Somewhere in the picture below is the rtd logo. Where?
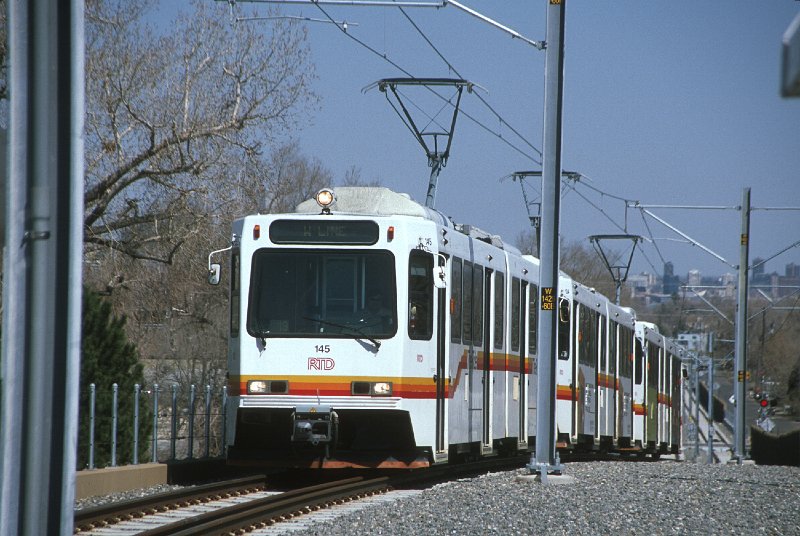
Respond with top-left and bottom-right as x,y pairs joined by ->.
308,357 -> 335,371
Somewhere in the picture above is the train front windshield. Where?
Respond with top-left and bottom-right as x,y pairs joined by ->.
247,249 -> 397,338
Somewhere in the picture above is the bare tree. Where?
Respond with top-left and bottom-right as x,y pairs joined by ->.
260,142 -> 332,214
340,165 -> 382,187
84,0 -> 316,264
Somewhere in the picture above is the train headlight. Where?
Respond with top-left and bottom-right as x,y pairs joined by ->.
315,188 -> 335,213
247,380 -> 269,394
371,382 -> 393,396
351,381 -> 393,396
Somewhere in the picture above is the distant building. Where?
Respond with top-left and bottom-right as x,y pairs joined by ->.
677,332 -> 707,354
662,262 -> 680,295
687,269 -> 701,287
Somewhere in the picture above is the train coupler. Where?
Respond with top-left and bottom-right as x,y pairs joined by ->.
291,406 -> 338,446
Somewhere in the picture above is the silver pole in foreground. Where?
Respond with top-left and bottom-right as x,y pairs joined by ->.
733,188 -> 751,462
530,0 -> 566,481
0,1 -> 84,534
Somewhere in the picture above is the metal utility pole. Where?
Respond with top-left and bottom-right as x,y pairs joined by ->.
733,188 -> 751,462
0,2 -> 84,535
531,0 -> 566,479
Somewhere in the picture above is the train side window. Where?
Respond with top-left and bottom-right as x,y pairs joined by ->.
463,261 -> 473,343
473,264 -> 484,346
557,298 -> 570,360
599,315 -> 607,371
230,249 -> 240,337
578,307 -> 594,366
511,277 -> 521,352
619,326 -> 632,378
648,342 -> 658,387
451,257 -> 463,343
634,338 -> 644,385
609,322 -> 618,376
528,285 -> 538,355
493,272 -> 505,350
408,250 -> 434,340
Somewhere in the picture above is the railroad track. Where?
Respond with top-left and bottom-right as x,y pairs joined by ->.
74,456 -> 529,535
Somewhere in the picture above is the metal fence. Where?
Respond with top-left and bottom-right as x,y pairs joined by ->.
82,382 -> 228,469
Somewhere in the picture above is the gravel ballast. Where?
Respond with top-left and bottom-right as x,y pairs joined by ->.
291,461 -> 800,536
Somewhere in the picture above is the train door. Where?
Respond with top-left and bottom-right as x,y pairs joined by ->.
516,279 -> 527,447
491,271 -> 506,450
556,295 -> 573,441
601,319 -> 616,442
617,325 -> 634,444
465,261 -> 484,444
435,254 -> 447,457
645,340 -> 659,449
632,335 -> 645,447
526,283 -> 538,446
481,267 -> 492,452
670,356 -> 681,452
577,306 -> 597,443
597,315 -> 608,441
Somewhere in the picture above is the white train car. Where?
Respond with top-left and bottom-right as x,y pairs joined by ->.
633,321 -> 682,457
555,277 -> 637,451
211,187 -> 545,468
209,186 -> 678,468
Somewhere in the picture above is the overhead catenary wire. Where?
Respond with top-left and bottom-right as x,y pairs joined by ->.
308,1 -> 542,163
394,3 -> 543,160
233,1 -> 796,280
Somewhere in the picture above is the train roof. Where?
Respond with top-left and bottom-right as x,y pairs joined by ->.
295,187 -> 449,224
295,186 -> 518,253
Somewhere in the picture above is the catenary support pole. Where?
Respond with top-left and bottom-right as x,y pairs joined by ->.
733,188 -> 751,462
0,1 -> 84,534
531,0 -> 566,478
707,358 -> 714,464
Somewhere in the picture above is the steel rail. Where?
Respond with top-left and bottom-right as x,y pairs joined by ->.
137,476 -> 390,536
73,474 -> 267,532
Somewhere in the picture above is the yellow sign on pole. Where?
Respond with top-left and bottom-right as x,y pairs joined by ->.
541,287 -> 554,311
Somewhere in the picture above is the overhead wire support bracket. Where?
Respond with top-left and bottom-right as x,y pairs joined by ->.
223,0 -> 546,49
443,0 -> 545,50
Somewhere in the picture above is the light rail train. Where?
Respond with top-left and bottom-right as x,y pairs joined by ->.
208,186 -> 685,468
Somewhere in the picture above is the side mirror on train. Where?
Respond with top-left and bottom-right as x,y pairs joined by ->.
433,265 -> 447,289
208,263 -> 221,285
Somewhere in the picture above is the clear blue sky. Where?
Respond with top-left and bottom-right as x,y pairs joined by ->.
215,0 -> 800,280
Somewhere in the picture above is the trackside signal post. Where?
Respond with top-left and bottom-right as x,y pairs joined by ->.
529,0 -> 567,482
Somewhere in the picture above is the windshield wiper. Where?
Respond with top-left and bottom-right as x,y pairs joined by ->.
302,316 -> 381,350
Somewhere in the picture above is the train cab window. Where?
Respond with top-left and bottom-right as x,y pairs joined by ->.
528,285 -> 538,355
408,250 -> 434,340
511,277 -> 521,352
451,257 -> 463,343
493,272 -> 505,350
557,298 -> 570,360
246,249 -> 396,339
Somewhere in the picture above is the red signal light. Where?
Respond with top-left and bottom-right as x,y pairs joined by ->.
759,398 -> 769,408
